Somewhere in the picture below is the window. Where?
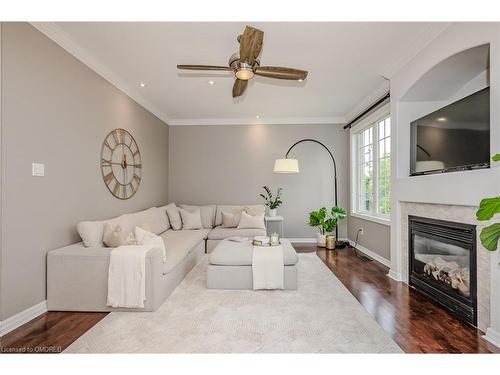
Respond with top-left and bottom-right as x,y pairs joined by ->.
351,105 -> 391,224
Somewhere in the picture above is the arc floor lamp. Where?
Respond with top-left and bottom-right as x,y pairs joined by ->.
274,138 -> 349,248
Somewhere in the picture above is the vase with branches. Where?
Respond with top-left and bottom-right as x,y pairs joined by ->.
309,206 -> 347,247
260,186 -> 283,217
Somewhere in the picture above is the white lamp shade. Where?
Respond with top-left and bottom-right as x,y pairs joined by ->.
274,158 -> 299,173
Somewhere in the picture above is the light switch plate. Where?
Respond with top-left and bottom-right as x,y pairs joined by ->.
32,162 -> 45,177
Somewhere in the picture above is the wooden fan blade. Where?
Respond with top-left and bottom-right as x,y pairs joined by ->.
254,66 -> 308,80
177,64 -> 233,71
239,26 -> 264,65
232,79 -> 248,98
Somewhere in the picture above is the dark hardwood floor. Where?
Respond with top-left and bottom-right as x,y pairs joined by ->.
0,311 -> 107,354
1,244 -> 498,354
294,244 -> 499,354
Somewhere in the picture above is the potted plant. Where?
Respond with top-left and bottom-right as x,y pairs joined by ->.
476,154 -> 500,256
260,186 -> 283,217
309,206 -> 347,247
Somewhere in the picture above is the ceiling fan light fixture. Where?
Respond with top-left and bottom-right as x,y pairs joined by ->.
235,66 -> 254,80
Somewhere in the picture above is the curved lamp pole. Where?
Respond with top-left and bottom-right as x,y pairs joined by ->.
274,138 -> 346,248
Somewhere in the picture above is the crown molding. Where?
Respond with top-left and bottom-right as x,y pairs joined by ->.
169,116 -> 346,126
344,80 -> 390,124
30,22 -> 170,125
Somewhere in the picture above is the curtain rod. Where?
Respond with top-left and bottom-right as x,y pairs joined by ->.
343,92 -> 390,129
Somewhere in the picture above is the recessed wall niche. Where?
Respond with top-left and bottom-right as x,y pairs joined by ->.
397,44 -> 490,178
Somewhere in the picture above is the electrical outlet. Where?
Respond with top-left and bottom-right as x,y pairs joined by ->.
358,227 -> 364,236
32,162 -> 45,177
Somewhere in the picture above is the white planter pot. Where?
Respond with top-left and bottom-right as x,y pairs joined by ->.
316,233 -> 326,247
268,209 -> 277,217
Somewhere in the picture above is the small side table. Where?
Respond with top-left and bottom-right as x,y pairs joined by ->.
264,215 -> 284,238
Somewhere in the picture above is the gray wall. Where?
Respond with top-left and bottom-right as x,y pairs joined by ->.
0,23 -> 169,320
347,216 -> 391,260
169,123 -> 349,238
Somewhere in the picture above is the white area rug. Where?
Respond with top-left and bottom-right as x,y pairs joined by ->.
65,253 -> 402,353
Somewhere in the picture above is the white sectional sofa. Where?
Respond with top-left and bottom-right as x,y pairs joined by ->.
47,203 -> 266,312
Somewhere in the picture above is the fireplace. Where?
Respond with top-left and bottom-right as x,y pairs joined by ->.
409,215 -> 477,326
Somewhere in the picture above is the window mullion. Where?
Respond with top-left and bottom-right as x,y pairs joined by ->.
373,124 -> 379,216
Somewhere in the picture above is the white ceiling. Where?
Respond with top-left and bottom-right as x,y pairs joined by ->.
34,22 -> 450,125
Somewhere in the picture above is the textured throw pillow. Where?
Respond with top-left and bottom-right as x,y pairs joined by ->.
179,208 -> 203,230
135,226 -> 167,262
102,223 -> 136,248
165,203 -> 182,230
221,211 -> 240,228
77,220 -> 107,247
237,212 -> 266,230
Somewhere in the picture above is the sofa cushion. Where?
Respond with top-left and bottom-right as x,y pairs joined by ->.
209,239 -> 298,266
165,203 -> 182,230
159,229 -> 210,273
207,226 -> 266,240
157,205 -> 171,230
221,211 -> 240,228
180,204 -> 216,229
237,212 -> 266,230
131,207 -> 169,235
77,207 -> 167,247
215,205 -> 265,226
179,208 -> 203,230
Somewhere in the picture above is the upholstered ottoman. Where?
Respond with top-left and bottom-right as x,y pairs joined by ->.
207,238 -> 299,290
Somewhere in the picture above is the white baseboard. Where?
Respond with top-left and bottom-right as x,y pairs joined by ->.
483,327 -> 500,348
346,239 -> 391,268
287,238 -> 391,269
286,238 -> 316,243
0,300 -> 47,337
287,237 -> 351,244
387,269 -> 404,282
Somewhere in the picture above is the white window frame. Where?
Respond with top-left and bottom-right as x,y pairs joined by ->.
350,103 -> 391,226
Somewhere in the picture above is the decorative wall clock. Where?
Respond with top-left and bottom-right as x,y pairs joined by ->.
100,128 -> 141,200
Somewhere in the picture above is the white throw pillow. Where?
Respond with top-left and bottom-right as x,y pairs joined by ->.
221,211 -> 240,228
244,205 -> 266,216
237,212 -> 266,230
157,205 -> 172,230
77,220 -> 107,247
179,208 -> 203,230
165,203 -> 182,230
135,226 -> 167,262
102,223 -> 136,248
180,204 -> 216,229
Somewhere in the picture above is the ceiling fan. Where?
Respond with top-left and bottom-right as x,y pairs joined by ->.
177,26 -> 308,98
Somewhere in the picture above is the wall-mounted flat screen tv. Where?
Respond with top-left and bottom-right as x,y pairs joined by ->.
410,87 -> 490,176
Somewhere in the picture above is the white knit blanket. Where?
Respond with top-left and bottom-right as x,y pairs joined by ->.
252,244 -> 284,290
107,245 -> 153,309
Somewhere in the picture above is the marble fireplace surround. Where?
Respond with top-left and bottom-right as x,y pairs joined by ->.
397,201 -> 491,332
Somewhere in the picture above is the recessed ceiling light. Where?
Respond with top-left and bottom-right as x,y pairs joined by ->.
255,115 -> 260,119
436,117 -> 447,122
139,82 -> 146,87
298,79 -> 303,82
208,80 -> 215,85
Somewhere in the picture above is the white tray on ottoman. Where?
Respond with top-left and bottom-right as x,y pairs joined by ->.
207,238 -> 299,290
